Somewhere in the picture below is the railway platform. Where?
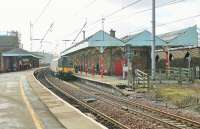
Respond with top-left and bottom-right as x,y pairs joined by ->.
73,72 -> 129,96
74,72 -> 128,87
0,69 -> 107,129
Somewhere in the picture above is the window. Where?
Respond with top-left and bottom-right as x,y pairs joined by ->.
133,50 -> 137,56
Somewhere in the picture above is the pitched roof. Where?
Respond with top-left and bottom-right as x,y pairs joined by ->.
2,48 -> 42,58
159,25 -> 198,46
62,30 -> 124,55
122,30 -> 166,47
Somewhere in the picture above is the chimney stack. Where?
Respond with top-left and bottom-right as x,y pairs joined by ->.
110,29 -> 115,38
83,30 -> 86,40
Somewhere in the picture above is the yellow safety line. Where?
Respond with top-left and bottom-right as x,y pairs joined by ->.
20,79 -> 44,129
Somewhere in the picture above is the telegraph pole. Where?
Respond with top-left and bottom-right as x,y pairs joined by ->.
127,44 -> 133,88
40,23 -> 54,49
62,40 -> 73,49
71,21 -> 87,45
30,21 -> 33,51
151,0 -> 156,79
102,17 -> 105,41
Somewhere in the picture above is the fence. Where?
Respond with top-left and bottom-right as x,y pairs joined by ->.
155,66 -> 199,84
134,66 -> 200,87
134,69 -> 150,88
193,66 -> 200,79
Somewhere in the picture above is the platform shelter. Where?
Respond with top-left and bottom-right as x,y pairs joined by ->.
0,48 -> 42,72
61,30 -> 124,76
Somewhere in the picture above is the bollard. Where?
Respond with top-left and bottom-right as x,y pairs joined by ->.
196,66 -> 200,79
191,67 -> 195,83
159,69 -> 162,84
178,67 -> 182,85
85,64 -> 88,77
92,63 -> 94,77
80,64 -> 82,75
147,75 -> 150,90
100,64 -> 104,78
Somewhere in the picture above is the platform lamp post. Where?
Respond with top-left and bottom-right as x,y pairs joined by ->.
99,47 -> 105,78
125,44 -> 133,88
30,21 -> 33,51
151,0 -> 156,80
163,42 -> 170,76
188,54 -> 192,80
185,51 -> 192,80
95,40 -> 105,78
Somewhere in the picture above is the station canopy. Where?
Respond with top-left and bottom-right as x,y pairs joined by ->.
1,48 -> 42,59
61,30 -> 124,56
122,30 -> 166,47
159,25 -> 198,47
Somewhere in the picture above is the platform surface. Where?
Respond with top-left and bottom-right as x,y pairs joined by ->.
74,72 -> 128,86
0,69 -> 106,129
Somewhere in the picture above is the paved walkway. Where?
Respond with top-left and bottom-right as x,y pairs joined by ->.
0,71 -> 65,129
74,72 -> 128,86
0,70 -> 106,129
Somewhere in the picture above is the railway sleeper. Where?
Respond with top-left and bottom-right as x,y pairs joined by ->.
38,69 -> 200,129
40,71 -> 130,129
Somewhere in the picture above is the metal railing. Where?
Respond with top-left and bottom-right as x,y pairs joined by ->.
155,67 -> 196,84
134,69 -> 150,88
134,66 -> 199,86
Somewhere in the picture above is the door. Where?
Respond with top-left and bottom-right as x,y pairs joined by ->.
114,59 -> 123,76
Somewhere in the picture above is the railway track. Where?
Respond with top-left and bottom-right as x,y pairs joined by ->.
34,69 -> 130,129
36,68 -> 200,129
72,81 -> 200,129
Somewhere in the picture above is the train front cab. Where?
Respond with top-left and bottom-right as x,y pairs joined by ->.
58,56 -> 75,80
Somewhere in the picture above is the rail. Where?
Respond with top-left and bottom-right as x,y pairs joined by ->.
36,68 -> 200,129
73,77 -> 200,129
36,69 -> 130,129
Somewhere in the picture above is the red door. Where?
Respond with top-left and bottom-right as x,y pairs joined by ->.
114,59 -> 123,76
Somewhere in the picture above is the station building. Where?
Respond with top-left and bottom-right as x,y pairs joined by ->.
121,30 -> 166,72
61,29 -> 166,77
61,30 -> 125,76
0,31 -> 41,72
61,25 -> 200,78
1,48 -> 41,72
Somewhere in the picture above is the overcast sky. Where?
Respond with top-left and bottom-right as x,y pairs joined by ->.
0,0 -> 200,55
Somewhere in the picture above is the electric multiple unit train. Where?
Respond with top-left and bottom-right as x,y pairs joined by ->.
50,56 -> 74,80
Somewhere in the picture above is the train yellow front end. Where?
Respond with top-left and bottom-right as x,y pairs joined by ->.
57,56 -> 75,80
